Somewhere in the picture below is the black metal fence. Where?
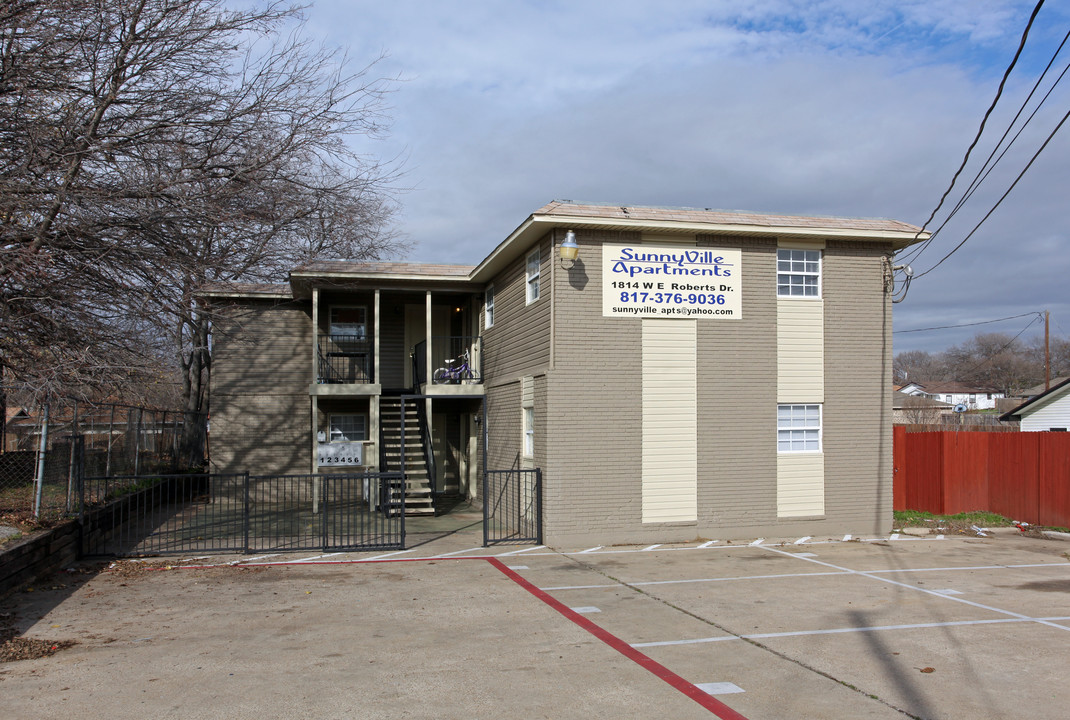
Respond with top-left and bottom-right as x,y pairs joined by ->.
81,472 -> 405,556
483,469 -> 542,545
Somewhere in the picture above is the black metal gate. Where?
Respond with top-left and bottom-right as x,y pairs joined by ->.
483,468 -> 542,545
80,472 -> 405,556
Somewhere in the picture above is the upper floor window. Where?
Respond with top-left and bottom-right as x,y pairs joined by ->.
485,285 -> 495,328
526,248 -> 541,304
777,249 -> 821,298
330,306 -> 367,338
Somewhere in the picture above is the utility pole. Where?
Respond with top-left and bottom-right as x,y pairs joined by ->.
1045,310 -> 1051,391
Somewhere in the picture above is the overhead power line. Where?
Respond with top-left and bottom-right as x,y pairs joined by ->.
900,25 -> 1070,268
905,0 -> 1046,254
946,313 -> 1045,381
913,105 -> 1070,278
894,311 -> 1043,334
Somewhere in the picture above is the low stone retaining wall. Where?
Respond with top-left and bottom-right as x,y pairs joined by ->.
0,519 -> 81,598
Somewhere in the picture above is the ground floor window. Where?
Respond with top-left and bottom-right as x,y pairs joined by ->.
329,413 -> 367,442
523,406 -> 535,457
777,404 -> 821,452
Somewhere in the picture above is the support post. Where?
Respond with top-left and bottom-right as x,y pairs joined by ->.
33,403 -> 49,518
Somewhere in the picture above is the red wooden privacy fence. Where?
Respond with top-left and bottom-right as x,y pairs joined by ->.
893,427 -> 1070,528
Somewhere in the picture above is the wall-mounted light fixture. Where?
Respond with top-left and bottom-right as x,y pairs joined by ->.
559,229 -> 579,267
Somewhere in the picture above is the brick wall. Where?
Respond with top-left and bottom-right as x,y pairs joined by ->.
823,240 -> 894,535
210,298 -> 313,475
545,229 -> 645,544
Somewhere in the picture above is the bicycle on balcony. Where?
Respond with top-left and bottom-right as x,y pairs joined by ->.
432,349 -> 475,384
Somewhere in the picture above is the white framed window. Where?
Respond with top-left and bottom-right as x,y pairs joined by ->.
777,249 -> 821,297
485,285 -> 495,328
526,248 -> 541,304
329,413 -> 366,442
945,395 -> 952,403
523,406 -> 535,457
777,404 -> 821,453
329,306 -> 367,338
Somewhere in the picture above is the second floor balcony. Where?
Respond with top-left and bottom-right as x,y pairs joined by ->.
413,336 -> 482,388
318,334 -> 373,385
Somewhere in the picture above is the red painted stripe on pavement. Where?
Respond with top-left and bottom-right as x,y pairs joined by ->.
486,557 -> 749,719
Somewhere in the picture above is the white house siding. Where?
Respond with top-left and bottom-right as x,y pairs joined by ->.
1020,392 -> 1070,431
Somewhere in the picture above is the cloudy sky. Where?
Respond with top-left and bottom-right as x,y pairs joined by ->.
300,0 -> 1070,354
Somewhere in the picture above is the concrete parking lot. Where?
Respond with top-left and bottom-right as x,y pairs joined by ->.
1,528 -> 1068,719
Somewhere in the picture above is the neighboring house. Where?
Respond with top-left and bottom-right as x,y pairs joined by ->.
892,391 -> 952,425
3,406 -> 31,452
899,381 -> 1004,410
203,200 -> 926,545
999,376 -> 1070,431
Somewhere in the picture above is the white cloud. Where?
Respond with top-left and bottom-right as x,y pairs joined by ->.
299,0 -> 1070,352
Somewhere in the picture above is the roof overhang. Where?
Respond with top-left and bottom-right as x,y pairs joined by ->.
470,205 -> 928,284
999,376 -> 1070,421
288,269 -> 480,299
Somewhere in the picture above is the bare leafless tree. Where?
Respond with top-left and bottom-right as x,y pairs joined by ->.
1,1 -> 403,457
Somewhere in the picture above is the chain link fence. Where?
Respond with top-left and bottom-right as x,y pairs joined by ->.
1,390 -> 206,520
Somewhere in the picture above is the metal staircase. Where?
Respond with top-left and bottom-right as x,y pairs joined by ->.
379,396 -> 435,516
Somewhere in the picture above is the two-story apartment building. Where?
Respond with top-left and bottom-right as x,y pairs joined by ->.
204,201 -> 925,545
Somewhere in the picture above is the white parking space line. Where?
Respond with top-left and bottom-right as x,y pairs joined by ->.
431,547 -> 485,558
570,606 -> 601,614
506,565 -> 529,570
698,540 -> 719,548
363,549 -> 416,561
842,534 -> 852,541
641,544 -> 663,552
229,554 -> 282,565
578,546 -> 603,554
763,545 -> 1070,633
541,582 -> 623,590
697,682 -> 745,695
541,561 -> 1070,592
497,545 -> 545,556
292,553 -> 345,563
630,571 -> 847,587
631,616 -> 1070,648
794,536 -> 812,545
749,538 -> 765,546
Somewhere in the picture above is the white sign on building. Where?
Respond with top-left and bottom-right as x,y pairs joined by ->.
602,243 -> 742,319
317,441 -> 363,466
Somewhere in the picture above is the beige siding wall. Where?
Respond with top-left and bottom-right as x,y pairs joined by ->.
486,380 -> 521,471
480,235 -> 552,382
776,300 -> 825,401
777,453 -> 825,517
210,299 -> 312,475
641,319 -> 697,523
823,241 -> 894,534
379,305 -> 407,389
